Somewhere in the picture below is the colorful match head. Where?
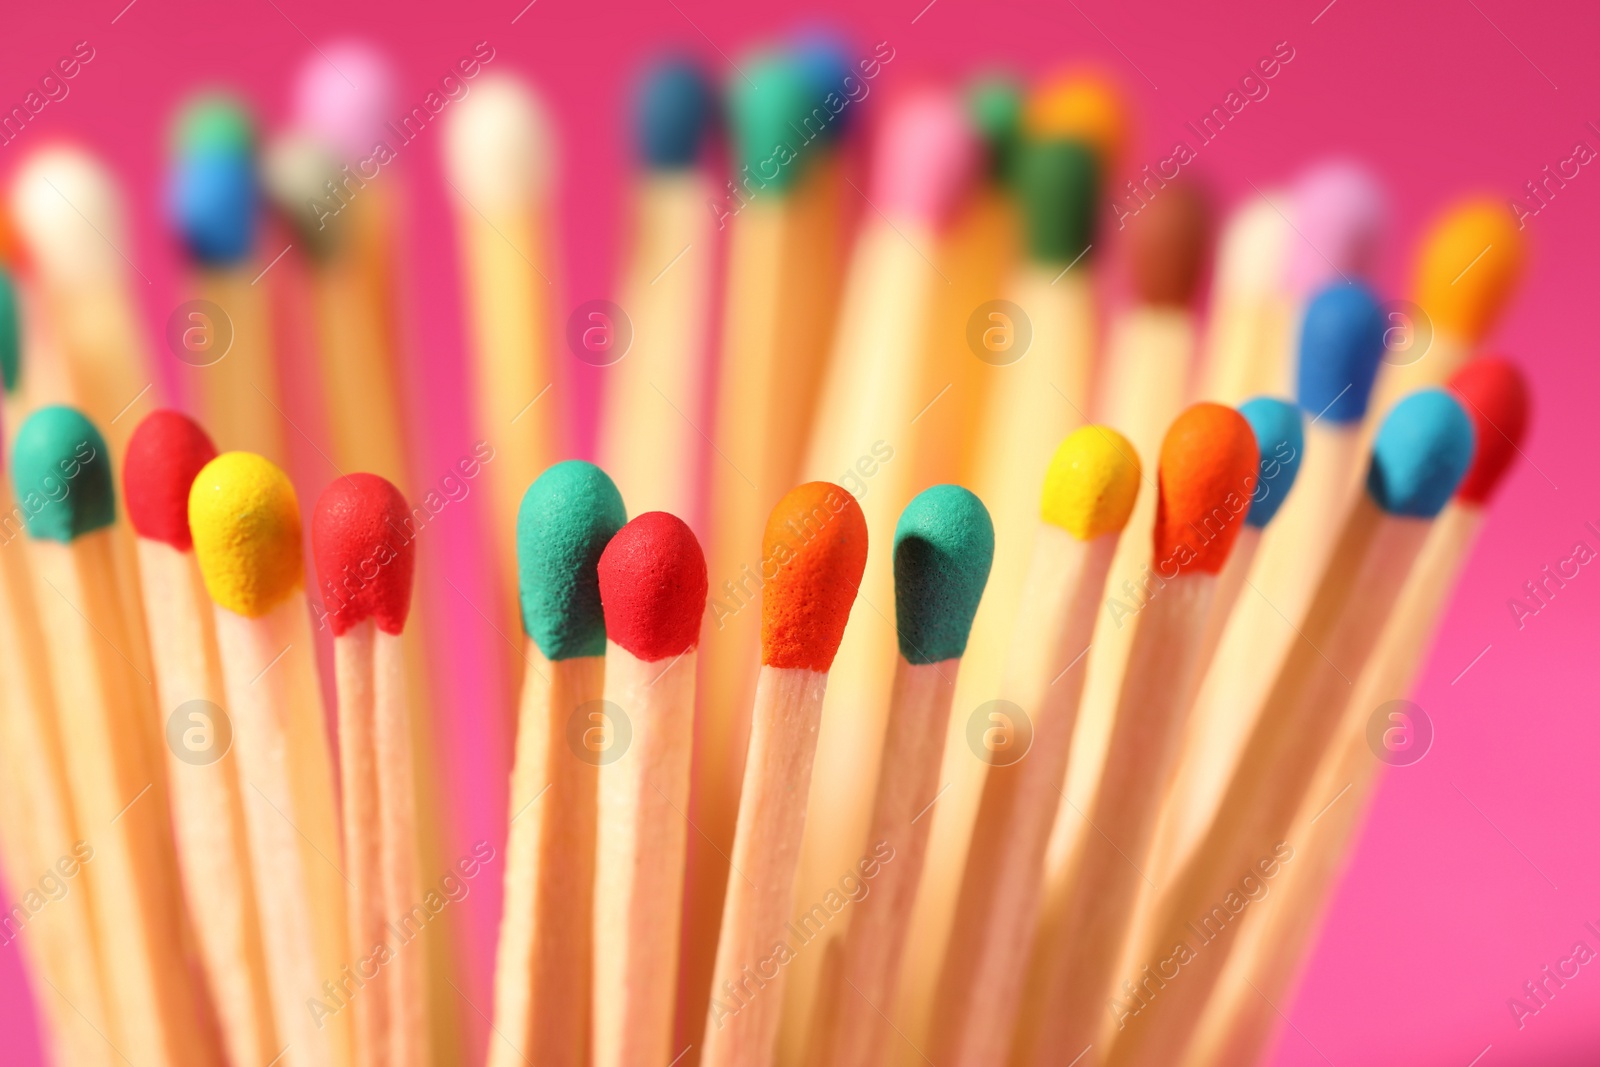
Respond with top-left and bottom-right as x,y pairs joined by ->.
168,94 -> 260,265
1237,397 -> 1304,529
262,132 -> 342,254
634,56 -> 716,170
1128,181 -> 1210,307
966,74 -> 1023,186
1025,71 -> 1129,169
293,40 -> 398,163
124,410 -> 218,551
1296,282 -> 1386,424
1214,193 -> 1292,299
10,406 -> 115,543
190,452 -> 304,617
312,474 -> 416,637
791,30 -> 856,144
1287,159 -> 1385,296
893,486 -> 994,665
1017,138 -> 1098,266
1448,357 -> 1530,506
443,74 -> 555,210
871,88 -> 979,229
11,145 -> 129,284
1413,198 -> 1525,344
1152,403 -> 1260,574
598,512 -> 708,662
1366,388 -> 1476,519
1040,425 -> 1141,540
517,460 -> 627,660
727,51 -> 812,196
761,482 -> 868,671
0,268 -> 17,394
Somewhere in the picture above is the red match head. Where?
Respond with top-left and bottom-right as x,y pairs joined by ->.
311,473 -> 415,636
1449,356 -> 1530,507
597,511 -> 708,662
123,409 -> 218,551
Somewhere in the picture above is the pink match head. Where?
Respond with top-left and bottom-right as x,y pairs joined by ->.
293,41 -> 397,162
871,88 -> 980,230
1287,159 -> 1386,296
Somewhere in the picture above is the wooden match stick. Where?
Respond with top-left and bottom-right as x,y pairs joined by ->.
1102,389 -> 1477,1067
593,511 -> 708,1067
191,451 -> 351,1067
1194,195 -> 1292,406
124,410 -> 278,1067
814,485 -> 995,1067
700,482 -> 867,1067
490,461 -> 626,1067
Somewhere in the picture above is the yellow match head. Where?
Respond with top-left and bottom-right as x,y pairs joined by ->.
189,451 -> 304,618
1040,425 -> 1141,540
1412,198 -> 1525,343
1025,71 -> 1128,168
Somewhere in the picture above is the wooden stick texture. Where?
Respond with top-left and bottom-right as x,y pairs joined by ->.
375,627 -> 426,1067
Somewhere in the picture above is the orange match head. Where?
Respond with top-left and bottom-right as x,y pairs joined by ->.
761,482 -> 868,672
1152,403 -> 1260,575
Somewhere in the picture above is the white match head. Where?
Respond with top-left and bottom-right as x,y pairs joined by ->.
293,41 -> 398,163
1213,191 -> 1292,300
9,144 -> 128,285
443,74 -> 555,210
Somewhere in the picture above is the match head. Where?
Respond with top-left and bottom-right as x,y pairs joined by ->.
168,95 -> 259,266
516,460 -> 627,661
1040,425 -> 1141,540
10,406 -> 115,543
293,40 -> 397,162
598,512 -> 708,662
1287,159 -> 1385,296
634,56 -> 716,170
871,89 -> 979,228
0,268 -> 17,393
1017,138 -> 1098,266
1296,282 -> 1386,424
761,482 -> 868,672
1128,182 -> 1210,306
312,474 -> 415,637
189,452 -> 304,618
123,410 -> 218,551
728,52 -> 812,196
893,485 -> 994,665
262,132 -> 341,254
966,74 -> 1023,186
1413,198 -> 1525,344
10,145 -> 127,284
1366,388 -> 1476,519
791,31 -> 855,144
1214,193 -> 1292,298
1237,397 -> 1304,528
1024,71 -> 1128,169
1448,357 -> 1530,506
443,74 -> 555,210
1152,403 -> 1260,574
173,95 -> 256,158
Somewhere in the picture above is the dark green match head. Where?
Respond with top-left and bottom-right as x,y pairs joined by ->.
893,485 -> 994,665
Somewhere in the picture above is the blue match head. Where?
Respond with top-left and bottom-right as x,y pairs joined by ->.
634,56 -> 716,170
1238,397 -> 1304,528
791,30 -> 855,144
168,151 -> 259,266
1296,282 -> 1386,424
1366,388 -> 1476,518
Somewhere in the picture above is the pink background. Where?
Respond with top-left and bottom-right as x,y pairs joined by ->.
3,0 -> 1598,1064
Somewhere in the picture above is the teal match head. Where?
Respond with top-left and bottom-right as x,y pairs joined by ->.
1366,388 -> 1476,519
1016,137 -> 1099,266
634,56 -> 716,169
173,94 -> 256,159
0,269 -> 18,394
516,460 -> 627,659
893,485 -> 994,665
10,405 -> 115,542
728,52 -> 812,196
1238,397 -> 1304,529
967,73 -> 1024,187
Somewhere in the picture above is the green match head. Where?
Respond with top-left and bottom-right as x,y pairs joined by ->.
1017,137 -> 1099,265
0,269 -> 18,394
967,74 -> 1024,187
516,460 -> 627,660
728,52 -> 812,196
893,485 -> 994,665
173,94 -> 256,159
10,406 -> 115,543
